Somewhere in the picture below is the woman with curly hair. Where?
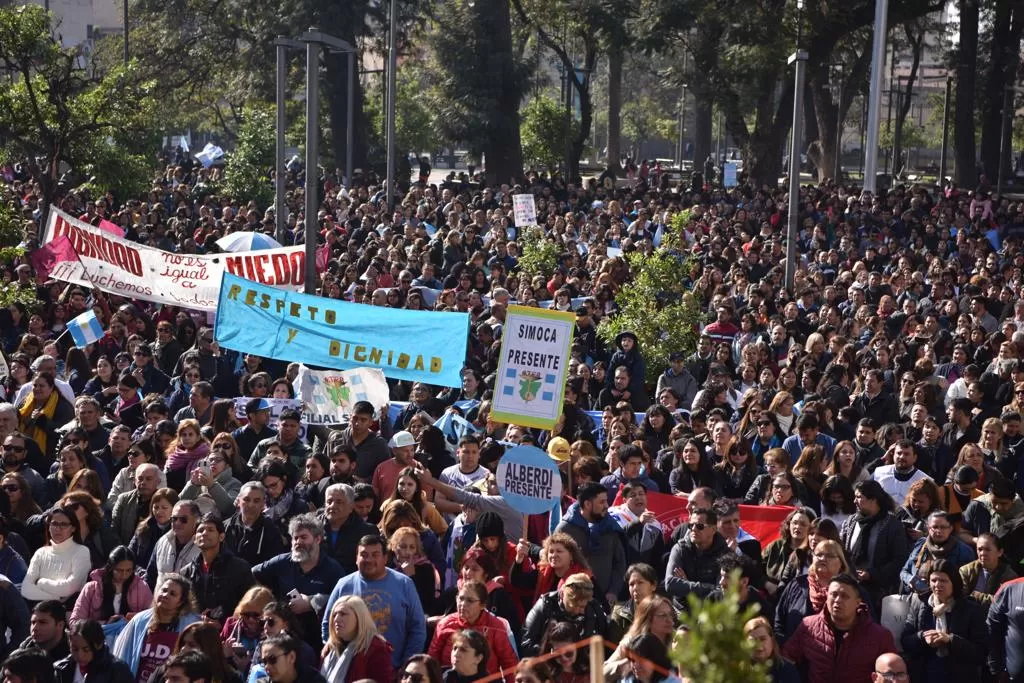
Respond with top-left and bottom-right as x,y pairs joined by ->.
510,531 -> 592,603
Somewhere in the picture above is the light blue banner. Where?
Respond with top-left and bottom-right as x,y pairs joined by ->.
214,273 -> 470,387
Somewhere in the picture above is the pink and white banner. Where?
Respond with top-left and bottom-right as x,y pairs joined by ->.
42,206 -> 306,310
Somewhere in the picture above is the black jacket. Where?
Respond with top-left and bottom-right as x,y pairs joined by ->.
902,593 -> 987,683
180,548 -> 255,621
316,510 -> 380,575
664,532 -> 730,604
54,649 -> 133,683
0,579 -> 28,661
521,592 -> 608,673
839,512 -> 909,606
223,512 -> 288,567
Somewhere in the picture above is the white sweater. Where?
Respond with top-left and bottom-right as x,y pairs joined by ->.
21,537 -> 91,602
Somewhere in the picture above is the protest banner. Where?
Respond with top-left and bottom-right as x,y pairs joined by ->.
512,194 -> 537,226
723,162 -> 738,188
491,305 -> 575,430
42,206 -> 305,310
231,397 -> 307,439
612,489 -> 788,545
215,273 -> 469,387
292,364 -> 389,425
496,445 -> 563,516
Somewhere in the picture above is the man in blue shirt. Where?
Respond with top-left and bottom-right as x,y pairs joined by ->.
782,413 -> 836,463
252,513 -> 343,651
321,534 -> 425,668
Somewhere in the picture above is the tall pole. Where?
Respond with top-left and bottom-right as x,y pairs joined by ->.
938,76 -> 951,187
998,87 -> 1011,196
122,0 -> 128,65
304,37 -> 319,294
385,0 -> 398,210
275,40 -> 288,245
863,0 -> 890,194
677,90 -> 685,168
834,69 -> 843,182
346,52 -> 355,187
786,49 -> 807,293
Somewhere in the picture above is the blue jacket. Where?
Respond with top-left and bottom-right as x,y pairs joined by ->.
321,568 -> 426,668
112,608 -> 201,675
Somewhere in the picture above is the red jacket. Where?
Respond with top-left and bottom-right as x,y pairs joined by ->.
344,635 -> 393,683
782,609 -> 896,683
427,610 -> 517,683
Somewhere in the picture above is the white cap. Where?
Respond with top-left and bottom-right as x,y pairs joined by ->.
389,431 -> 416,449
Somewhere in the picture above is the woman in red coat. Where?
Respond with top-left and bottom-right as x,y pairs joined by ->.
428,580 -> 518,683
321,595 -> 393,683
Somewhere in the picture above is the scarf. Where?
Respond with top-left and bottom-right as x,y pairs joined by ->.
928,593 -> 954,657
115,392 -> 141,418
18,388 -> 59,455
165,442 -> 210,472
850,510 -> 885,565
534,562 -> 591,602
808,571 -> 829,612
323,641 -> 357,683
265,488 -> 294,523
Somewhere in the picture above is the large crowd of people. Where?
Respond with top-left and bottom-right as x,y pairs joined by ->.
0,151 -> 1023,683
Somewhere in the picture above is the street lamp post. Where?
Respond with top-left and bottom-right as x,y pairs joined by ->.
298,29 -> 356,294
862,0 -> 890,194
785,0 -> 807,293
385,0 -> 398,211
938,75 -> 951,187
830,63 -> 844,182
274,37 -> 303,246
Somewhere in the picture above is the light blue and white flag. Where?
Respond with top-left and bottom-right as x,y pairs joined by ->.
434,411 -> 480,453
194,143 -> 224,168
66,310 -> 104,348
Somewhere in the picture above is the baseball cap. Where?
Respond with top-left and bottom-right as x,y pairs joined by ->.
244,398 -> 271,415
547,436 -> 571,463
389,431 -> 416,449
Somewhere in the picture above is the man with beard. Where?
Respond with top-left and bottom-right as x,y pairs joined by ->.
252,513 -> 344,650
310,447 -> 357,508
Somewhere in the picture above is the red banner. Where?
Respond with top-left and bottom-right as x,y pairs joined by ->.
613,490 -> 792,546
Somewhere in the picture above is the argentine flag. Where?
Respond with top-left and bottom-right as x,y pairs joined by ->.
66,310 -> 104,348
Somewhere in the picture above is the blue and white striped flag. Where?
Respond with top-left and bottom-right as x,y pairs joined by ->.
66,310 -> 104,348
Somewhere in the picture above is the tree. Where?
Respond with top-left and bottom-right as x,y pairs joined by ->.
954,0 -> 980,186
598,214 -> 703,386
0,5 -> 157,219
646,0 -> 946,187
621,96 -> 676,159
429,0 -> 526,185
671,575 -> 770,683
510,0 -> 635,180
977,0 -> 1023,182
223,105 -> 276,211
520,95 -> 579,170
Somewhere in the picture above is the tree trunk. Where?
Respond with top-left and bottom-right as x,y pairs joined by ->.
568,46 -> 596,184
954,0 -> 979,187
481,0 -> 523,185
325,50 -> 368,175
692,97 -> 713,173
979,0 -> 1022,181
606,43 -> 623,174
893,25 -> 923,178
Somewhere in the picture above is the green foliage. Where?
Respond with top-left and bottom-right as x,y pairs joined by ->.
520,95 -> 578,170
621,95 -> 676,152
671,576 -> 771,683
223,105 -> 276,211
598,244 -> 703,385
0,282 -> 38,312
0,201 -> 25,249
0,5 -> 158,207
517,226 -> 562,280
879,120 -> 929,154
365,65 -> 436,157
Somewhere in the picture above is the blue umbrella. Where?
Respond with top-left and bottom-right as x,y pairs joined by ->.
215,231 -> 282,252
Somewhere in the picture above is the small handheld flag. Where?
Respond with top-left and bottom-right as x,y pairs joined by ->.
66,310 -> 105,348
